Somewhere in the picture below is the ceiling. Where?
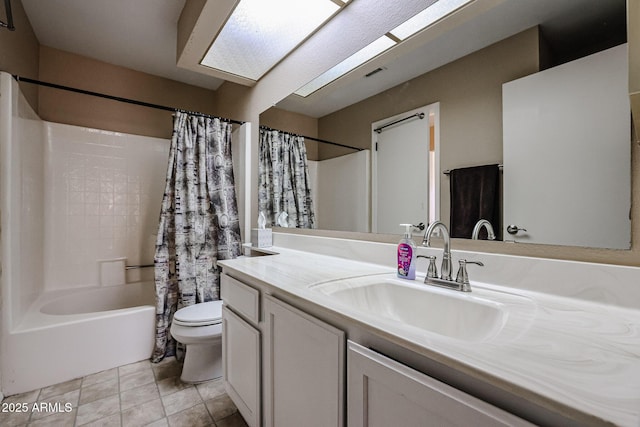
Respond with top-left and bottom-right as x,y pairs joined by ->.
20,0 -> 625,117
278,0 -> 626,117
21,0 -> 225,90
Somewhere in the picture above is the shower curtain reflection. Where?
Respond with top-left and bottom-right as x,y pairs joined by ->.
153,112 -> 242,362
258,128 -> 316,229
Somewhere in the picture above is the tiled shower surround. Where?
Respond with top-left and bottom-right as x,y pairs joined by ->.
44,123 -> 169,290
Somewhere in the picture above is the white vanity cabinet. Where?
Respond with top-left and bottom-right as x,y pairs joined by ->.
221,274 -> 261,427
221,272 -> 346,427
347,342 -> 532,427
263,294 -> 345,427
221,270 -> 535,427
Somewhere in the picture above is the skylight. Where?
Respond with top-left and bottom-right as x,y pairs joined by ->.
389,0 -> 473,40
201,0 -> 345,82
295,36 -> 396,97
294,0 -> 473,97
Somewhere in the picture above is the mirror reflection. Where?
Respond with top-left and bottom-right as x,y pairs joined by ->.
258,0 -> 630,249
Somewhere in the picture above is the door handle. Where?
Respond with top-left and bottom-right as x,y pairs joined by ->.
506,225 -> 527,235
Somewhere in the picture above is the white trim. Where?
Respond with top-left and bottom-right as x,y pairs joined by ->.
233,122 -> 253,244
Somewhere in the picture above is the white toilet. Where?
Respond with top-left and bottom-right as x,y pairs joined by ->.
170,300 -> 223,383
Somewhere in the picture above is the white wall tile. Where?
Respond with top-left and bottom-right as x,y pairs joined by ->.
43,122 -> 170,290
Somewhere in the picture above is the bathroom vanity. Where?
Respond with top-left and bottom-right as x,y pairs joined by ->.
218,234 -> 640,427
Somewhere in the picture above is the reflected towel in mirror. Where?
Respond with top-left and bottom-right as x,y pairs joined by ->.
449,164 -> 500,239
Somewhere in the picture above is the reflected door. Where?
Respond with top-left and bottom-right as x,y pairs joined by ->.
373,109 -> 430,235
502,44 -> 630,249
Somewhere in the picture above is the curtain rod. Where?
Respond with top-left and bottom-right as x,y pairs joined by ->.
374,112 -> 425,134
259,125 -> 363,152
13,75 -> 245,126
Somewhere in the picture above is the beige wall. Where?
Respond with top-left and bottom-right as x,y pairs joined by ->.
38,46 -> 222,139
0,0 -> 39,111
214,80 -> 253,124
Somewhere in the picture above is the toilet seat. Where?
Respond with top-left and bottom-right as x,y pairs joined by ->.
173,300 -> 223,327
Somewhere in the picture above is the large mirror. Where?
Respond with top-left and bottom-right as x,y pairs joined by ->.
259,0 -> 631,249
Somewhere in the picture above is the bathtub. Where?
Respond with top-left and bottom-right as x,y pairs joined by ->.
3,281 -> 156,395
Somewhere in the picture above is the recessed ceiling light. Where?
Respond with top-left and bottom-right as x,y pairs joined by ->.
201,0 -> 342,82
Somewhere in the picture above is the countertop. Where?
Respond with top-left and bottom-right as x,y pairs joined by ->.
219,247 -> 640,426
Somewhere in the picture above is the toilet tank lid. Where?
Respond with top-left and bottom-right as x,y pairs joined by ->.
173,300 -> 223,323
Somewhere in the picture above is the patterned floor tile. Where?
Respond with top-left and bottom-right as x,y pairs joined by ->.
1,359 -> 245,427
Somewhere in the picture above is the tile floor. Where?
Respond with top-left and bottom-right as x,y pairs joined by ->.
0,357 -> 248,427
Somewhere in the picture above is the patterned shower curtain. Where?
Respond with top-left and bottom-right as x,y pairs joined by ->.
153,112 -> 242,362
258,129 -> 316,228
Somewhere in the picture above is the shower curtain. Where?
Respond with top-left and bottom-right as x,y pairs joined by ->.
153,112 -> 242,362
258,129 -> 316,228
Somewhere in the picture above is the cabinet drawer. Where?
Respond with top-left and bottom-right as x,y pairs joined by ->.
348,342 -> 533,427
221,274 -> 260,324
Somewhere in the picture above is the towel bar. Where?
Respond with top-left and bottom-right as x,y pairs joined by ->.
443,164 -> 503,175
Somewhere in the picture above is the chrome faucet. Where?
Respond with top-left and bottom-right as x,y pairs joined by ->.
471,219 -> 496,240
422,221 -> 452,281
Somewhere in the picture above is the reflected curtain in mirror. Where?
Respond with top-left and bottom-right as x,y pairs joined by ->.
259,129 -> 316,229
153,112 -> 242,362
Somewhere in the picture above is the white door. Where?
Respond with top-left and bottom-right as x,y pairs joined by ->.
502,45 -> 630,249
373,107 -> 432,234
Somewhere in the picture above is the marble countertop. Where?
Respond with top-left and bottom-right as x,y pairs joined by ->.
219,247 -> 640,426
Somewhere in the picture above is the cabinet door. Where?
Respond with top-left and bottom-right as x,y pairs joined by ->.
348,342 -> 533,427
222,305 -> 260,427
263,295 -> 345,427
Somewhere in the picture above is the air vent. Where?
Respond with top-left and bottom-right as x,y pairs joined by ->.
365,67 -> 385,77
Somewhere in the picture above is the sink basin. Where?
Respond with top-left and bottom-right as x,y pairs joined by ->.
310,275 -> 507,342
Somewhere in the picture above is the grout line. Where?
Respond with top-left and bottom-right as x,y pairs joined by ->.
153,363 -> 168,423
117,370 -> 122,427
74,377 -> 84,427
28,388 -> 42,425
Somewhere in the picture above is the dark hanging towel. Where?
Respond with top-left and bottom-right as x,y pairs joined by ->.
449,164 -> 500,239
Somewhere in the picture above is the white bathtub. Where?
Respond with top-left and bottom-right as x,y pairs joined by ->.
3,281 -> 156,395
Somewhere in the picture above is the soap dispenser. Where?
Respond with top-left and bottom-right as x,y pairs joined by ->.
397,224 -> 417,280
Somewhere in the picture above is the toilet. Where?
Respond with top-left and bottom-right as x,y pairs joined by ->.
170,300 -> 223,383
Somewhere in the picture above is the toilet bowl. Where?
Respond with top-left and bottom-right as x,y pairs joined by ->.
170,300 -> 223,383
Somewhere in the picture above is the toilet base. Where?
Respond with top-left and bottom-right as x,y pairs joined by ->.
180,340 -> 222,384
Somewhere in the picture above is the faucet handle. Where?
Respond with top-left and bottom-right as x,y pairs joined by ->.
455,259 -> 484,292
417,255 -> 438,281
